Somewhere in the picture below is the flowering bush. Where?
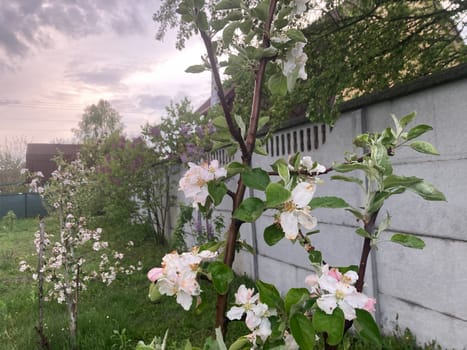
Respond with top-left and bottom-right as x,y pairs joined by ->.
145,0 -> 445,348
20,155 -> 141,350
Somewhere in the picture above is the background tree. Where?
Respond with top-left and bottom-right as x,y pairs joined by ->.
72,100 -> 124,142
0,136 -> 28,193
167,0 -> 466,127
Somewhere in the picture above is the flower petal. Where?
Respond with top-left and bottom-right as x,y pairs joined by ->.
176,291 -> 193,311
317,294 -> 338,315
226,306 -> 245,320
147,267 -> 164,282
280,211 -> 299,240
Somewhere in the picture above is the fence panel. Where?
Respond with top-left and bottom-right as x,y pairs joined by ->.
0,193 -> 47,219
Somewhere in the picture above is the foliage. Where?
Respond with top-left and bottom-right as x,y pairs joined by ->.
72,99 -> 124,142
2,210 -> 17,232
283,0 -> 467,124
0,136 -> 28,193
142,98 -> 216,164
219,0 -> 467,126
20,157 -> 140,350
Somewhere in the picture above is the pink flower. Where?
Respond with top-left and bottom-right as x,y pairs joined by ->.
147,267 -> 164,282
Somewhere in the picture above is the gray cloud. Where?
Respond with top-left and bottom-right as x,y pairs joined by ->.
66,65 -> 129,87
0,1 -> 149,64
0,98 -> 20,106
138,94 -> 173,111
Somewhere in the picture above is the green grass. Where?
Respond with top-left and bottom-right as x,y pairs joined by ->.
0,218 -> 248,350
0,218 -> 446,350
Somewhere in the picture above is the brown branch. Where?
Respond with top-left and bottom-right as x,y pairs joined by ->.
199,30 -> 248,157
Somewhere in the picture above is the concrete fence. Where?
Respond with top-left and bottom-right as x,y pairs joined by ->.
170,64 -> 467,349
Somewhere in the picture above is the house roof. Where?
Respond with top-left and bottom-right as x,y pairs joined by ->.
25,143 -> 81,179
195,86 -> 236,115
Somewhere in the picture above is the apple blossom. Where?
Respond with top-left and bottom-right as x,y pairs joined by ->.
300,156 -> 326,174
282,42 -> 308,81
226,285 -> 276,344
279,181 -> 318,239
147,248 -> 218,310
305,265 -> 376,320
179,160 -> 227,207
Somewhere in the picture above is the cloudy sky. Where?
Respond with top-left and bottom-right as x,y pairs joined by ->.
0,0 -> 212,146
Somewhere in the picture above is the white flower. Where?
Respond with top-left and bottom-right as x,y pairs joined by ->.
280,181 -> 317,239
311,265 -> 377,321
179,160 -> 227,207
283,42 -> 308,81
226,285 -> 276,344
292,0 -> 308,15
300,156 -> 326,174
147,248 -> 217,310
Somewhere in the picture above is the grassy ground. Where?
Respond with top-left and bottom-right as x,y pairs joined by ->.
0,217 -> 247,349
0,218 -> 445,350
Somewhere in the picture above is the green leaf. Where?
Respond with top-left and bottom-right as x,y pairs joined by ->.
383,175 -> 422,190
286,29 -> 307,43
268,73 -> 287,96
241,168 -> 270,191
212,141 -> 233,152
274,159 -> 290,183
265,182 -> 291,207
399,111 -> 416,128
308,250 -> 322,264
406,124 -> 433,140
223,21 -> 239,46
238,19 -> 252,34
226,161 -> 246,176
356,228 -> 372,238
233,197 -> 265,222
228,337 -> 250,350
353,134 -> 370,148
211,131 -> 233,142
407,181 -> 446,201
354,309 -> 382,349
309,196 -> 349,209
333,162 -> 369,173
251,0 -> 269,22
256,280 -> 284,310
215,0 -> 241,10
211,18 -> 229,31
331,175 -> 363,186
285,288 -> 310,314
185,64 -> 206,73
312,308 -> 345,346
234,114 -> 246,137
208,181 -> 228,205
409,141 -> 439,155
367,191 -> 391,214
148,282 -> 162,302
264,224 -> 285,246
215,328 -> 228,350
196,11 -> 209,31
254,143 -> 268,156
391,114 -> 402,136
213,116 -> 229,129
136,341 -> 157,350
258,116 -> 270,131
290,313 -> 315,350
390,233 -> 425,249
208,262 -> 234,294
346,207 -> 364,221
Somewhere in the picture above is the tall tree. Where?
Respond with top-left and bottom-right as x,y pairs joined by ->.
73,100 -> 124,142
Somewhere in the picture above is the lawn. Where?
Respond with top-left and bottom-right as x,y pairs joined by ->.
0,217 -> 445,350
0,217 -> 248,350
